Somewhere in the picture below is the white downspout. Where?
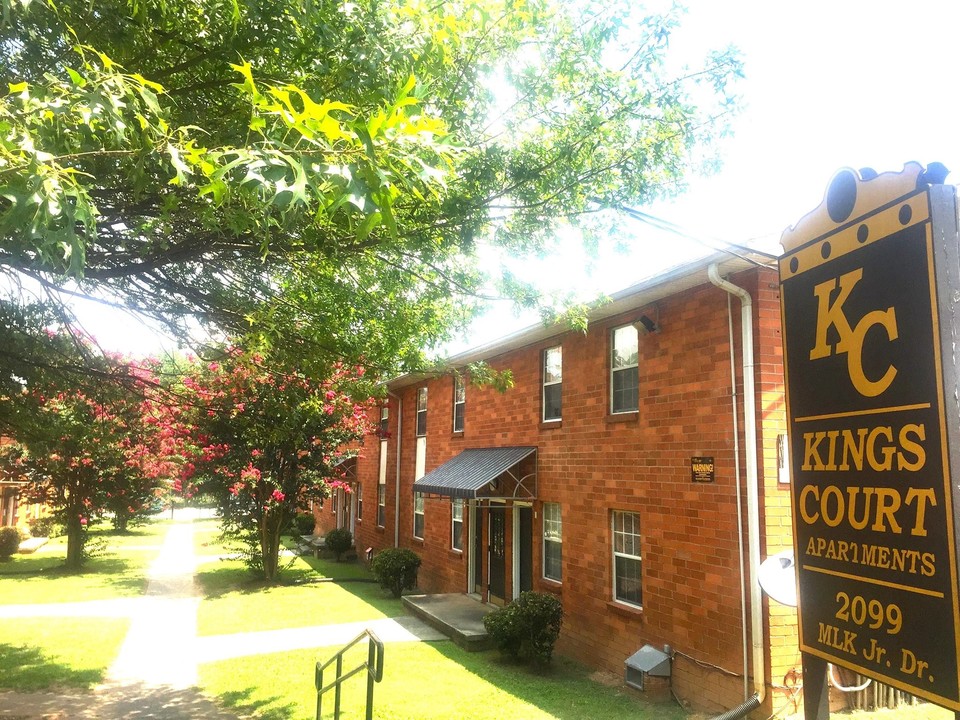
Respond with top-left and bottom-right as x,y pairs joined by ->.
708,263 -> 766,706
388,391 -> 403,548
726,293 -> 750,700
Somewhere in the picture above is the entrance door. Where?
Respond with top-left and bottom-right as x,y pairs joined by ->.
472,503 -> 483,594
518,506 -> 533,595
336,489 -> 347,530
488,507 -> 506,604
348,488 -> 357,535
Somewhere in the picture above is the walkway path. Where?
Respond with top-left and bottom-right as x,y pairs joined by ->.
0,511 -> 443,719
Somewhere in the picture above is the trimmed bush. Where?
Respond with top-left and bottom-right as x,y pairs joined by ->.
292,512 -> 316,537
324,527 -> 353,562
0,526 -> 21,559
28,516 -> 58,538
483,591 -> 564,666
370,547 -> 421,597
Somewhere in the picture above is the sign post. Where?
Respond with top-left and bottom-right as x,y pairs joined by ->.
780,163 -> 960,718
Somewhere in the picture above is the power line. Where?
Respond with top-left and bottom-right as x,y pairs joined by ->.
613,203 -> 779,268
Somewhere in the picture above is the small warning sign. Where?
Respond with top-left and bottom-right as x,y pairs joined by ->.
691,456 -> 715,483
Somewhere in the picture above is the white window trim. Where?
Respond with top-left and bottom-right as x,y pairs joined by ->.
612,510 -> 642,608
542,346 -> 562,422
376,484 -> 386,528
377,439 -> 387,528
542,502 -> 562,582
610,324 -> 639,415
413,492 -> 425,539
379,405 -> 389,433
451,498 -> 464,552
453,376 -> 465,433
416,387 -> 428,437
356,482 -> 363,522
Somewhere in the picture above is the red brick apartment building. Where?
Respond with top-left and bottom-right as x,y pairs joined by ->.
315,250 -> 799,717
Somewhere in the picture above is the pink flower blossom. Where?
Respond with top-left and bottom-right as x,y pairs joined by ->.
271,489 -> 285,502
240,464 -> 261,482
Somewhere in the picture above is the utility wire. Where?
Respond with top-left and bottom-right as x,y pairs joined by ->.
611,202 -> 780,268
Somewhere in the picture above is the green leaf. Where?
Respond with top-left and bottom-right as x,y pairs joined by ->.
166,143 -> 193,185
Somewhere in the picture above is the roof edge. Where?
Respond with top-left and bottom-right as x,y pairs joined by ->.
388,250 -> 773,390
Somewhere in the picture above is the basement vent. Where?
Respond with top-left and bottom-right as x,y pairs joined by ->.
624,645 -> 671,691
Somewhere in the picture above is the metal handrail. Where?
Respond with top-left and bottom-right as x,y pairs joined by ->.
315,629 -> 384,720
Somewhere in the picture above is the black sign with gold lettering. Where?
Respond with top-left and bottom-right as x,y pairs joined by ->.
780,164 -> 960,709
691,456 -> 715,483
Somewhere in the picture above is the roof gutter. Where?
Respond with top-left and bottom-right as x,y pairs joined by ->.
708,263 -> 766,707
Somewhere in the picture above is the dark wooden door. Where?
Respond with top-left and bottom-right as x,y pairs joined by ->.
519,506 -> 533,594
472,503 -> 483,594
488,507 -> 506,603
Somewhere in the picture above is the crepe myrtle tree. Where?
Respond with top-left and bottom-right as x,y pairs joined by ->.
178,348 -> 373,582
0,360 -> 165,568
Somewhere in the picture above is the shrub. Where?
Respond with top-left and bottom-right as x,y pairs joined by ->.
324,528 -> 353,562
28,516 -> 57,538
370,547 -> 421,597
0,526 -> 21,559
292,512 -> 316,537
483,591 -> 564,666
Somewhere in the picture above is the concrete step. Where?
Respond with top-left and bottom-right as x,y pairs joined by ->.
402,593 -> 494,652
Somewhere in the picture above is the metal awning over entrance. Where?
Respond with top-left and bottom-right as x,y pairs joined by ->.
330,455 -> 357,482
413,447 -> 537,500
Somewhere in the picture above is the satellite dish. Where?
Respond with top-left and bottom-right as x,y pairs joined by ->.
758,549 -> 798,607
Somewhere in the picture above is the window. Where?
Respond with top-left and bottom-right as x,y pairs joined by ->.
542,346 -> 562,421
543,502 -> 562,581
378,438 -> 387,527
357,483 -> 362,521
379,405 -> 389,434
416,387 -> 428,436
611,324 -> 639,414
612,511 -> 642,606
377,484 -> 386,527
332,490 -> 338,515
414,492 -> 425,539
451,498 -> 464,551
453,376 -> 465,433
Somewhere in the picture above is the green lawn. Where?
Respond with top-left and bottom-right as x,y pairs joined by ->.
196,557 -> 399,636
200,641 -> 685,720
194,538 -> 685,719
193,517 -> 233,555
0,616 -> 129,690
296,550 -> 375,581
92,520 -> 170,552
0,531 -> 154,604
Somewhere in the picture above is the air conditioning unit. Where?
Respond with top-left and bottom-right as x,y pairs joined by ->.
624,644 -> 671,691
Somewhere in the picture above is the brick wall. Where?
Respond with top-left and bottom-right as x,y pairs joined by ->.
351,266 -> 794,716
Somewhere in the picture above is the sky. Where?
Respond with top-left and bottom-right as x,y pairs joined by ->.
71,0 -> 960,355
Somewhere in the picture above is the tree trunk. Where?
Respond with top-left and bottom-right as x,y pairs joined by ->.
113,513 -> 128,533
64,514 -> 84,571
260,510 -> 283,582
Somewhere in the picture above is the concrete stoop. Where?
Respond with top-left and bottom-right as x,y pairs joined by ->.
401,593 -> 495,652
